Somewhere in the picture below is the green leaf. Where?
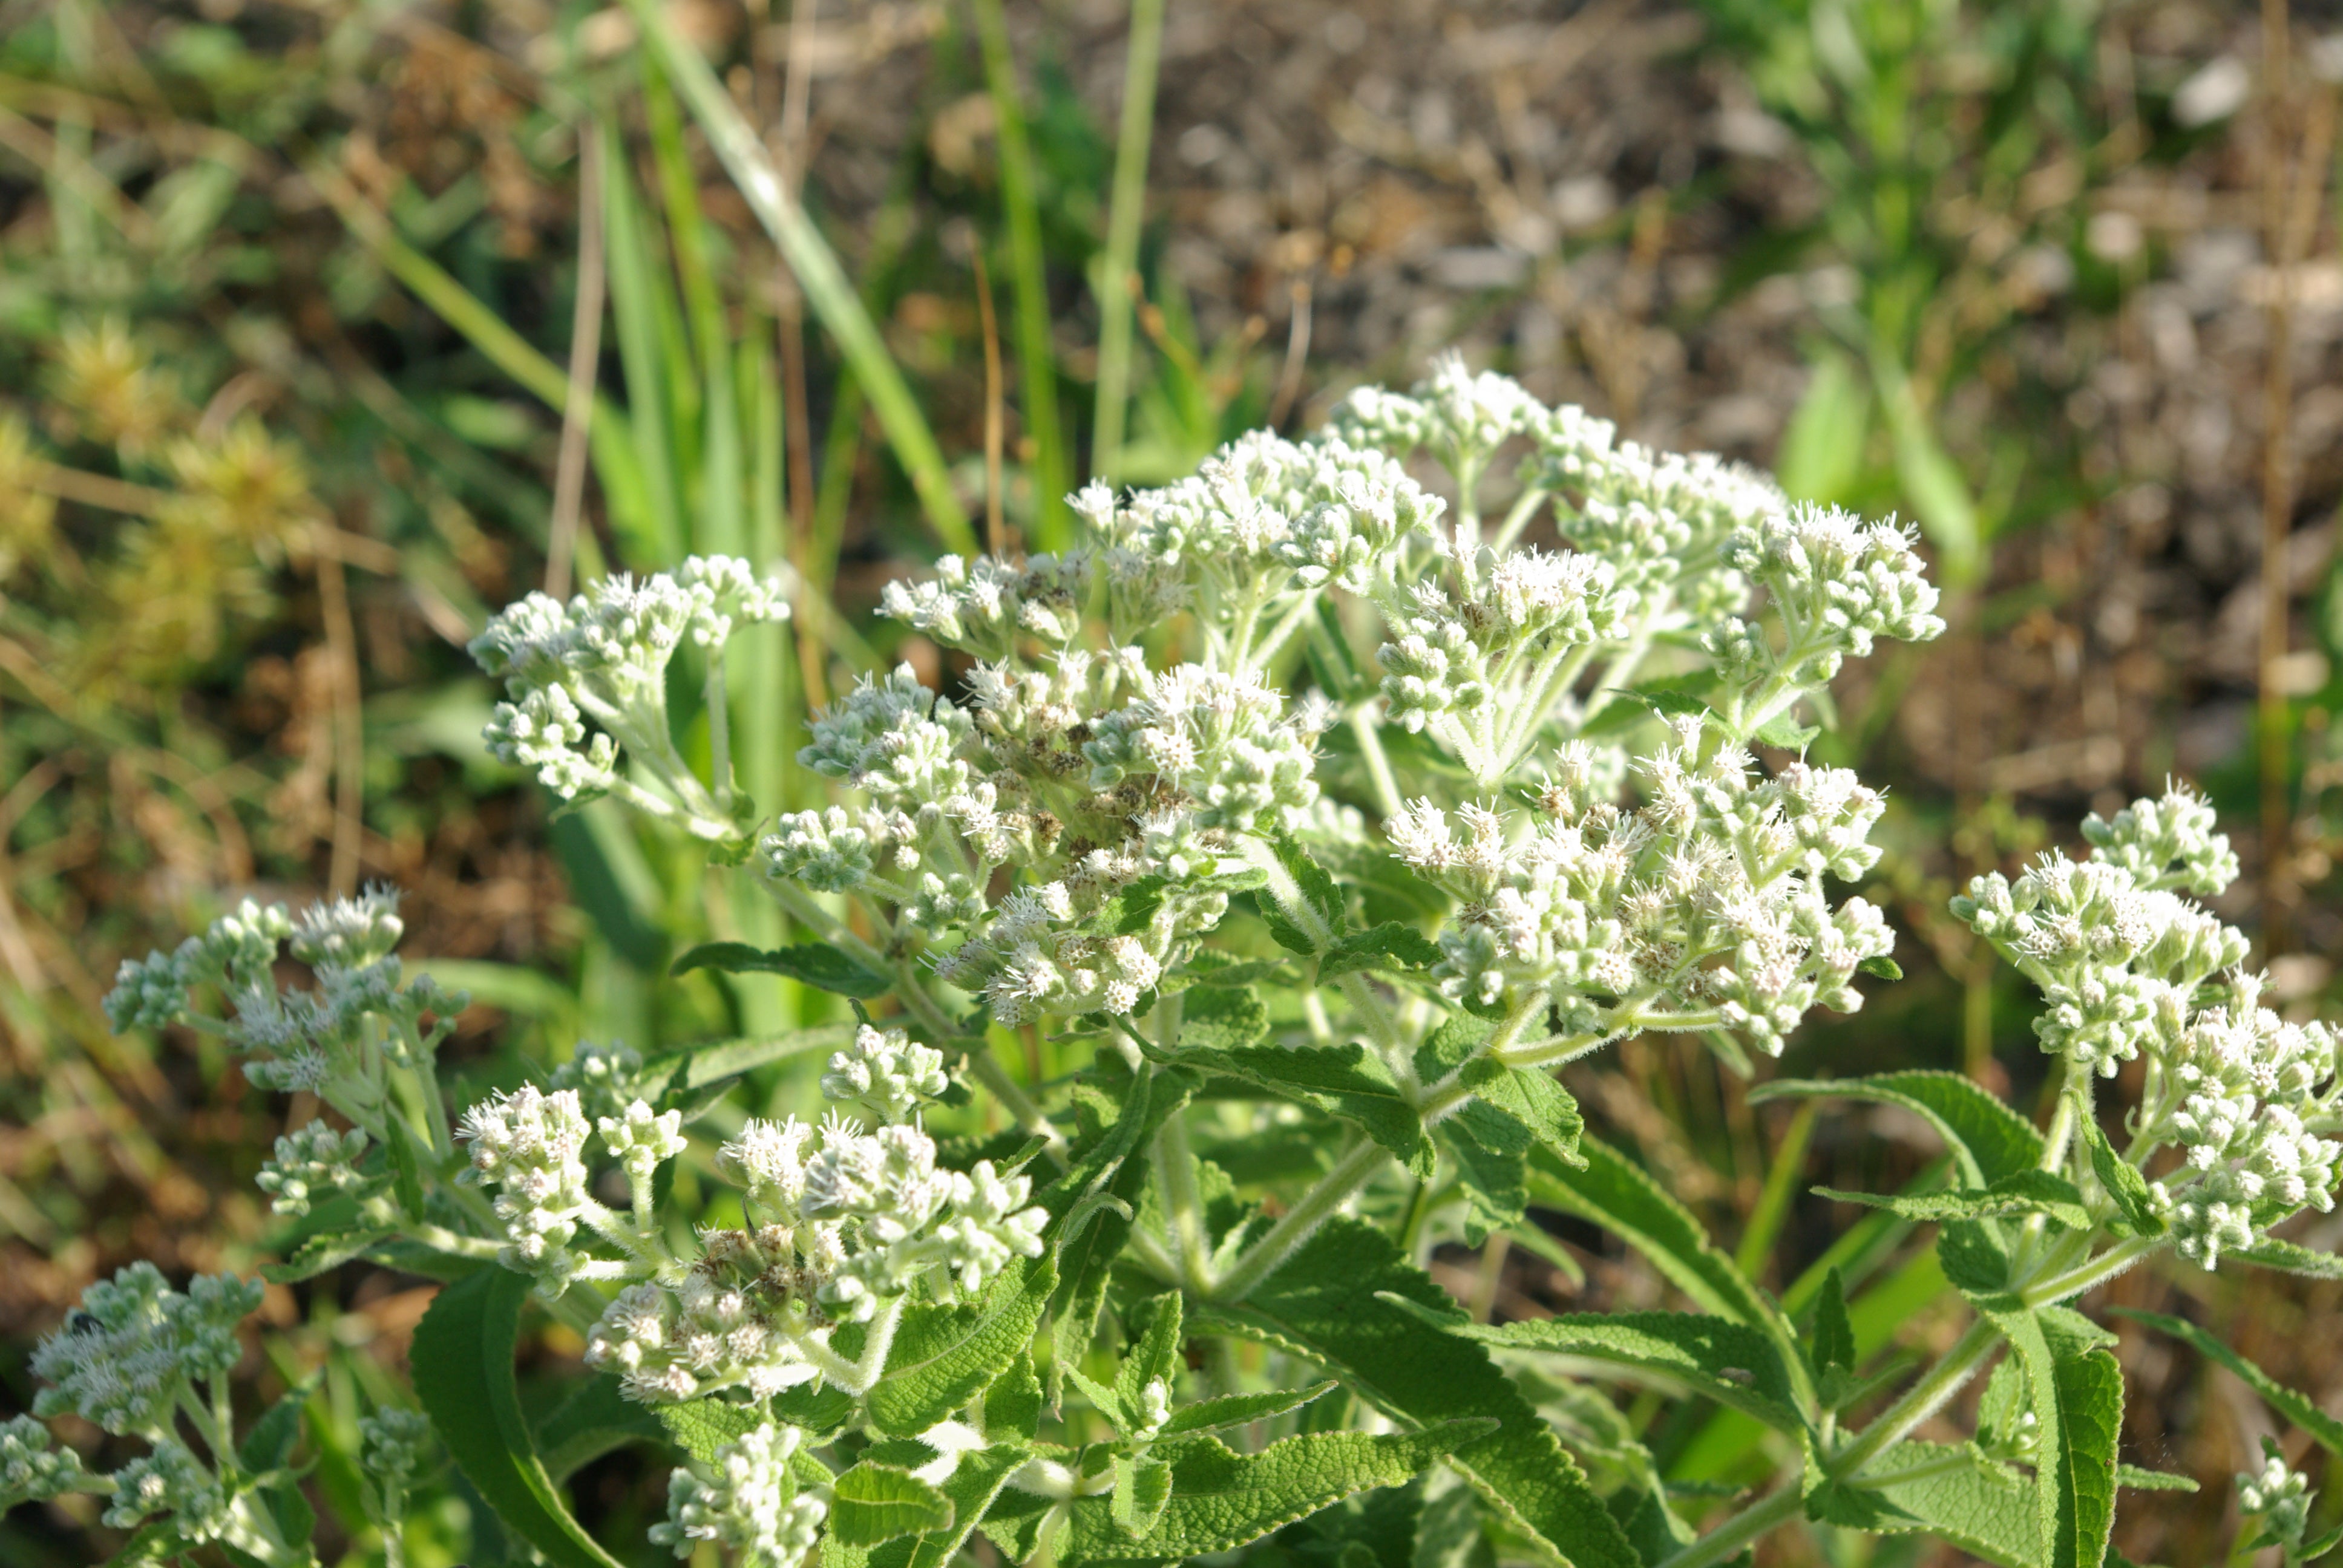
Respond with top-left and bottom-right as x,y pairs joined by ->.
1459,1057 -> 1584,1168
1111,1453 -> 1174,1538
1058,1425 -> 1489,1560
535,1375 -> 669,1485
264,1226 -> 395,1284
1805,1440 -> 2042,1567
2113,1307 -> 2343,1459
1752,713 -> 1821,750
670,939 -> 891,998
646,1023 -> 859,1094
825,1443 -> 1028,1568
2078,1116 -> 2164,1238
239,1378 -> 316,1474
1444,1109 -> 1530,1246
2114,1465 -> 2196,1493
829,1463 -> 955,1546
1178,985 -> 1270,1052
1113,1293 -> 1185,1431
1857,954 -> 1904,981
1191,1217 -> 1643,1568
1808,1266 -> 1857,1406
1170,1039 -> 1434,1178
1403,1304 -> 1807,1432
1813,1170 -> 2092,1233
2230,1236 -> 2343,1279
1752,1072 -> 2045,1188
384,1116 -> 428,1223
1047,1069 -> 1181,1399
1276,835 -> 1344,929
1526,1139 -> 1783,1334
657,1396 -> 760,1465
410,1267 -> 626,1568
1991,1305 -> 2122,1568
1156,1382 -> 1337,1439
1415,1012 -> 1493,1083
984,1353 -> 1044,1442
867,1253 -> 1058,1436
1320,922 -> 1441,979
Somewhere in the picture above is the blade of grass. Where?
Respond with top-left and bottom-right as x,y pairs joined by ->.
626,0 -> 977,556
1090,0 -> 1166,489
973,245 -> 1009,555
1732,1101 -> 1814,1281
970,0 -> 1069,548
598,118 -> 689,564
644,64 -> 744,559
546,124 -> 608,599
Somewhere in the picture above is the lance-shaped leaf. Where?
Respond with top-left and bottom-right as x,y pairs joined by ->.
1110,1453 -> 1174,1538
2075,1117 -> 2164,1238
1813,1171 -> 2092,1233
1319,921 -> 1441,979
2230,1237 -> 2343,1280
644,1023 -> 859,1097
1047,1068 -> 1183,1394
670,939 -> 891,998
1444,1106 -> 1530,1246
1991,1305 -> 2122,1568
1158,1382 -> 1337,1439
1751,1072 -> 2043,1187
1391,1299 -> 1806,1432
1805,1440 -> 2043,1567
534,1374 -> 669,1484
828,1463 -> 955,1546
1168,1039 -> 1435,1179
2114,1307 -> 2343,1459
1192,1217 -> 1643,1568
1057,1424 -> 1490,1560
824,1445 -> 1031,1568
867,1252 -> 1058,1436
1112,1293 -> 1185,1431
410,1268 -> 626,1568
263,1226 -> 396,1285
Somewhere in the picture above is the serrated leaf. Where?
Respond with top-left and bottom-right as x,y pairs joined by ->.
2230,1236 -> 2343,1279
263,1226 -> 395,1284
1814,1170 -> 2092,1232
1191,1217 -> 1643,1568
656,1396 -> 762,1465
1276,835 -> 1345,929
1752,714 -> 1821,750
1991,1304 -> 2122,1568
384,1117 -> 428,1222
1810,1267 -> 1855,1378
1939,1219 -> 2017,1299
2113,1465 -> 2195,1493
1806,1440 -> 2042,1567
985,1352 -> 1043,1441
829,1463 -> 955,1546
1157,1382 -> 1337,1439
1320,922 -> 1441,979
823,1443 -> 1027,1568
2077,1116 -> 2163,1238
1168,1039 -> 1434,1178
1114,1293 -> 1185,1431
867,1253 -> 1057,1436
1444,1110 -> 1529,1246
1058,1425 -> 1489,1560
2112,1307 -> 2343,1459
646,1023 -> 858,1095
670,939 -> 891,998
1459,1057 -> 1585,1168
410,1267 -> 626,1568
1111,1453 -> 1174,1538
239,1377 -> 316,1473
1753,1072 -> 2045,1188
1046,1069 -> 1182,1403
1415,1012 -> 1494,1083
1403,1304 -> 1806,1432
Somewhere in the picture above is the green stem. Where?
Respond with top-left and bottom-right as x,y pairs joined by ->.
1654,1483 -> 1803,1568
1349,703 -> 1404,820
1827,1315 -> 2001,1477
1211,1138 -> 1389,1302
1153,1113 -> 1215,1295
1091,0 -> 1166,488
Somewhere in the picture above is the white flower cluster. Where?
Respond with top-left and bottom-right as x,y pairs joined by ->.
0,1414 -> 85,1511
30,1263 -> 261,1436
103,1439 -> 229,1538
1705,505 -> 1945,696
103,887 -> 463,1103
1388,719 -> 1893,1054
649,1421 -> 827,1563
469,555 -> 788,846
584,1025 -> 1044,1405
550,1037 -> 658,1126
1328,353 -> 1542,489
879,550 -> 1089,658
256,1119 -> 370,1218
2236,1440 -> 2315,1556
1955,785 -> 2342,1268
457,1085 -> 598,1288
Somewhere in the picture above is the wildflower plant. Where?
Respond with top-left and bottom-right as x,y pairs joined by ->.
25,366 -> 2343,1568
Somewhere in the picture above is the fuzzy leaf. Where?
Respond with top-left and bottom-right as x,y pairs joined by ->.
1805,1440 -> 2042,1567
1992,1305 -> 2122,1568
1810,1267 -> 1856,1375
828,1463 -> 955,1546
1157,1383 -> 1337,1439
670,939 -> 891,998
1526,1140 -> 1784,1334
656,1397 -> 761,1465
1191,1217 -> 1643,1568
410,1267 -> 626,1568
867,1252 -> 1058,1436
1110,1453 -> 1175,1538
1113,1292 -> 1186,1432
2113,1307 -> 2343,1459
1752,1072 -> 2043,1188
2077,1117 -> 2164,1238
1752,714 -> 1821,750
1402,1303 -> 1806,1432
1460,1057 -> 1585,1168
535,1375 -> 669,1484
2227,1236 -> 2343,1279
1178,986 -> 1271,1052
1814,1171 -> 2092,1233
2114,1465 -> 2196,1493
1059,1425 -> 1489,1560
238,1378 -> 315,1474
384,1117 -> 428,1222
646,1023 -> 858,1094
1319,922 -> 1441,979
1170,1039 -> 1435,1178
263,1226 -> 395,1284
1444,1109 -> 1530,1246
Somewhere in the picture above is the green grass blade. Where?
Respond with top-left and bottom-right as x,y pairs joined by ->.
971,0 -> 1069,548
1090,0 -> 1165,489
624,0 -> 976,557
597,119 -> 687,563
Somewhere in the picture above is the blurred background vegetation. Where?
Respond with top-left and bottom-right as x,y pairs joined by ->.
2,0 -> 2341,1563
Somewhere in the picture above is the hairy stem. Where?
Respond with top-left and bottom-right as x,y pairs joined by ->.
1211,1137 -> 1389,1302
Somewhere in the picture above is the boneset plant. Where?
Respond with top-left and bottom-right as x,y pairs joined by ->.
15,363 -> 2341,1567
